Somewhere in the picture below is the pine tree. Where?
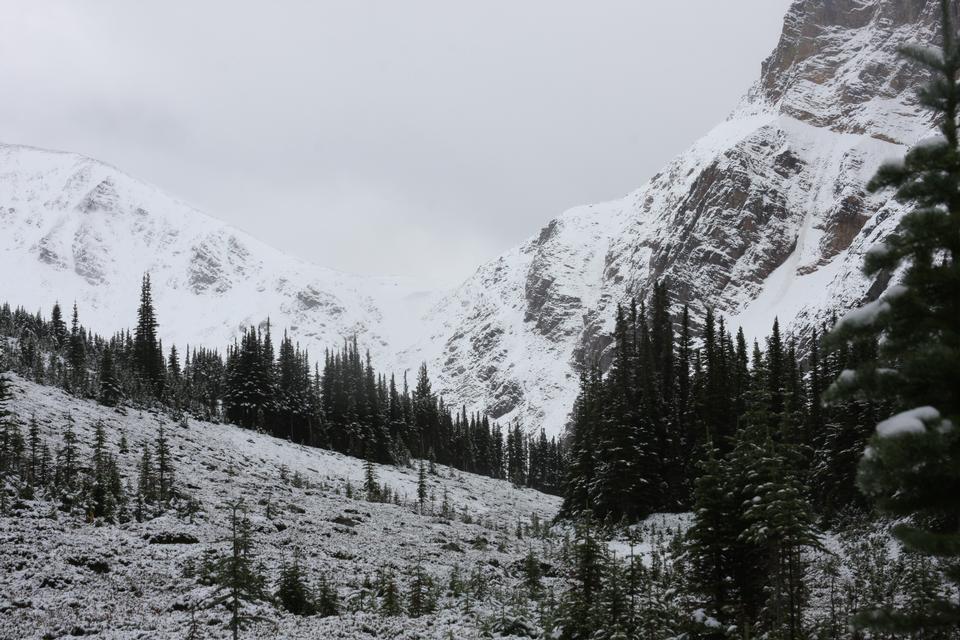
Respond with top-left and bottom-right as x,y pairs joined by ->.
137,442 -> 157,507
275,553 -> 317,616
407,559 -> 436,617
207,501 -> 268,639
363,457 -> 379,502
68,302 -> 86,392
0,374 -> 19,478
522,547 -> 543,598
417,460 -> 428,512
98,347 -> 123,407
316,574 -> 340,617
155,424 -> 174,503
559,521 -> 607,640
26,415 -> 40,486
826,3 -> 960,634
56,418 -> 81,500
685,443 -> 736,634
50,302 -> 67,350
134,274 -> 165,398
380,570 -> 402,616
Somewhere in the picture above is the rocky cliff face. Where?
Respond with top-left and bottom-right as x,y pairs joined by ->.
0,0 -> 943,436
400,0 -> 942,432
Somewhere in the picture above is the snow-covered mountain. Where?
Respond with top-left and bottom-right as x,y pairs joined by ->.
0,143 -> 440,373
399,0 -> 942,431
0,0 -> 942,435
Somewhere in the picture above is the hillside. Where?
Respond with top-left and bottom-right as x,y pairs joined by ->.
0,375 -> 561,639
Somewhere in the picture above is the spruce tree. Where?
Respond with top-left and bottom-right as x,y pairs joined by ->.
559,521 -> 606,640
685,443 -> 736,634
207,501 -> 268,639
56,418 -> 81,500
50,302 -> 67,350
417,460 -> 428,512
275,553 -> 316,616
380,570 -> 402,616
98,347 -> 123,407
316,574 -> 340,617
26,415 -> 40,486
155,424 -> 174,503
364,457 -> 379,502
134,274 -> 165,398
826,3 -> 960,634
68,302 -> 86,392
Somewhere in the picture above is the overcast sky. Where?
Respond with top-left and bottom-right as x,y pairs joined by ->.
1,1 -> 792,287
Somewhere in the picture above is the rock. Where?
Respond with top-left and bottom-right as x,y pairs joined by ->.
66,555 -> 110,573
148,532 -> 199,545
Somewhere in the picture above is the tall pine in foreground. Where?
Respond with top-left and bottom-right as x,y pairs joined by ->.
827,2 -> 960,633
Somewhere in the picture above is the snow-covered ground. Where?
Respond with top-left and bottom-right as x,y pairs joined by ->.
0,376 -> 562,639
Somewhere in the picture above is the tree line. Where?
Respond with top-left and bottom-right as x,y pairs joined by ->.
0,275 -> 564,493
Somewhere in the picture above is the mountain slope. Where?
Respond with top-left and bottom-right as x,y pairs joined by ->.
404,0 -> 941,431
0,143 -> 439,369
0,375 -> 561,638
1,0 -> 943,435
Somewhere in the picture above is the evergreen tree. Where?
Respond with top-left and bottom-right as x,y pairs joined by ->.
207,501 -> 268,640
685,443 -> 736,635
407,559 -> 436,617
316,574 -> 340,617
155,424 -> 174,503
56,418 -> 81,499
134,274 -> 165,398
559,521 -> 607,640
275,553 -> 317,616
67,303 -> 86,392
98,347 -> 123,407
50,302 -> 67,350
26,415 -> 41,486
364,457 -> 379,501
827,4 -> 960,634
417,460 -> 428,512
137,442 -> 157,507
380,570 -> 402,616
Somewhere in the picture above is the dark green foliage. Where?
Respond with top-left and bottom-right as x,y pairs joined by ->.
67,303 -> 86,393
407,560 -> 436,618
97,347 -> 123,407
133,274 -> 165,399
155,424 -> 174,503
380,569 -> 402,616
363,457 -> 379,502
55,418 -> 81,497
522,547 -> 543,598
316,574 -> 340,617
417,461 -> 428,512
824,3 -> 960,634
558,521 -> 607,640
205,501 -> 268,639
86,420 -> 124,520
275,554 -> 317,616
0,289 -> 563,491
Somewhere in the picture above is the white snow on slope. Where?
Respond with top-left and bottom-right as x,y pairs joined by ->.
0,375 -> 561,639
0,142 -> 440,373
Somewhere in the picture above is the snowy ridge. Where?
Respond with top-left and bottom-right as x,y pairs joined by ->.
0,0 -> 942,435
399,0 -> 940,432
0,142 -> 440,373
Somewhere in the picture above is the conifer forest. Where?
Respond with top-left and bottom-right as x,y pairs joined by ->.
0,0 -> 958,638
